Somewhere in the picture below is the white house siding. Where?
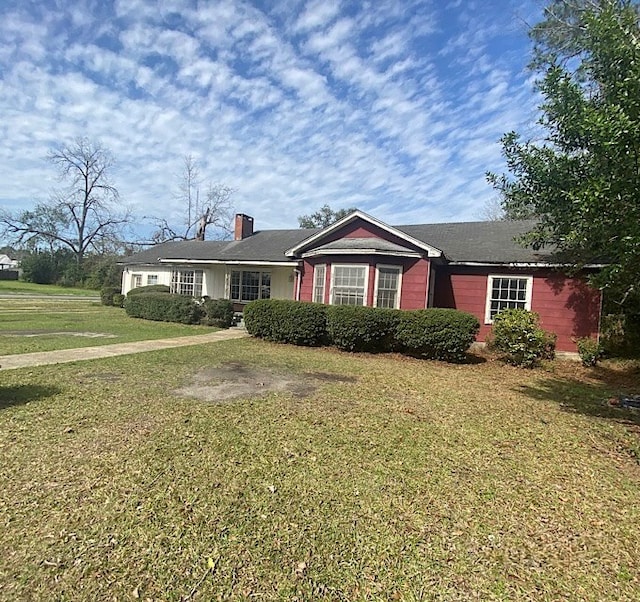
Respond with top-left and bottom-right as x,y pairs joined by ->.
122,264 -> 295,301
268,266 -> 295,300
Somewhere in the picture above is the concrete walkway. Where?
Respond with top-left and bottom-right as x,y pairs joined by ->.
0,329 -> 249,370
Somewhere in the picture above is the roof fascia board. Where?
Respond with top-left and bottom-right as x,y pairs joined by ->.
448,261 -> 606,268
301,249 -> 422,259
157,259 -> 295,267
285,210 -> 442,258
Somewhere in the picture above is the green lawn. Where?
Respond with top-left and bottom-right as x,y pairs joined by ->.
0,299 -> 215,354
0,280 -> 99,296
1,338 -> 639,600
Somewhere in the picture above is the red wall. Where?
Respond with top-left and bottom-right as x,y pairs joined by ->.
299,256 -> 430,309
433,266 -> 601,352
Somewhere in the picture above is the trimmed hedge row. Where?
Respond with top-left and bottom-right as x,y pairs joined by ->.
244,299 -> 480,362
124,293 -> 204,324
127,284 -> 171,296
244,300 -> 327,346
202,298 -> 234,328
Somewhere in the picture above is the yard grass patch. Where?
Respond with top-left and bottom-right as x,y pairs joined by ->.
0,281 -> 98,296
1,340 -> 640,600
0,299 -> 215,354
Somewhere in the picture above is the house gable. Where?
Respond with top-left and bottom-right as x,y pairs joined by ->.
285,211 -> 442,258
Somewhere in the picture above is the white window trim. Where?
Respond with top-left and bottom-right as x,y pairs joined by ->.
484,274 -> 533,324
312,264 -> 326,304
330,263 -> 370,306
132,273 -> 142,288
373,264 -> 403,309
146,274 -> 158,286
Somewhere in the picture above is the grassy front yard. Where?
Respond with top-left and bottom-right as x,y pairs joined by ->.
0,298 -> 214,355
1,338 -> 640,600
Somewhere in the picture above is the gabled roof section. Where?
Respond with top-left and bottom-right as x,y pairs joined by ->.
285,210 -> 443,258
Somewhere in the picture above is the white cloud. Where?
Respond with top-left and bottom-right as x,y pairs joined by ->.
0,0 -> 541,237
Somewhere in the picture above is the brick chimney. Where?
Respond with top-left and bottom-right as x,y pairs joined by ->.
234,213 -> 254,240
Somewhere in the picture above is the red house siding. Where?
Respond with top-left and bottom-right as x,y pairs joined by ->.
433,266 -> 601,352
321,219 -> 427,251
299,256 -> 430,309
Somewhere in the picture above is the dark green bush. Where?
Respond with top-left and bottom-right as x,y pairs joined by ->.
600,313 -> 640,358
124,293 -> 204,324
489,308 -> 556,368
244,300 -> 327,346
112,293 -> 125,308
395,309 -> 480,362
101,286 -> 121,306
576,336 -> 603,367
326,305 -> 401,352
127,284 -> 171,296
203,298 -> 234,328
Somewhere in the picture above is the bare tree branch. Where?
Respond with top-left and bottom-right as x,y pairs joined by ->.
0,137 -> 130,266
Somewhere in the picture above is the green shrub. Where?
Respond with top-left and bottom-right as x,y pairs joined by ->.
489,308 -> 556,368
576,337 -> 603,367
112,293 -> 125,308
600,313 -> 640,358
395,309 -> 480,362
127,284 -> 171,296
326,305 -> 401,352
101,286 -> 121,306
202,298 -> 234,328
244,300 -> 327,346
124,293 -> 204,324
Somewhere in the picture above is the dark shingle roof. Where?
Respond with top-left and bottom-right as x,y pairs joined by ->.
310,237 -> 419,254
123,220 -> 551,265
397,220 -> 551,263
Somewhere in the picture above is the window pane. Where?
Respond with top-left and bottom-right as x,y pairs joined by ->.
488,277 -> 529,320
242,271 -> 260,301
230,271 -> 240,300
261,272 -> 271,300
333,266 -> 366,306
313,265 -> 325,303
376,267 -> 401,309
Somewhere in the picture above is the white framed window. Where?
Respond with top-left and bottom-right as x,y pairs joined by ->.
146,274 -> 158,285
374,265 -> 402,309
330,264 -> 369,306
485,275 -> 533,323
230,270 -> 271,302
132,273 -> 142,289
312,264 -> 326,303
170,269 -> 203,297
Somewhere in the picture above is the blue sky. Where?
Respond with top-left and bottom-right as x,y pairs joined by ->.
0,0 -> 542,238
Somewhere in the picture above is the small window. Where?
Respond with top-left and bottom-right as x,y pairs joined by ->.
331,265 -> 368,306
132,273 -> 142,289
147,274 -> 158,286
170,269 -> 203,297
312,264 -> 326,303
485,275 -> 533,323
374,265 -> 402,309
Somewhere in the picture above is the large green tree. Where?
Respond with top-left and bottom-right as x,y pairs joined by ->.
488,0 -> 640,306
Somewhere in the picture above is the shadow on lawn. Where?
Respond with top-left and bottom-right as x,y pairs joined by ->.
517,363 -> 640,426
0,384 -> 61,410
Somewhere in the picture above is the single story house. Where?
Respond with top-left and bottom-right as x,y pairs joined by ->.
121,211 -> 602,352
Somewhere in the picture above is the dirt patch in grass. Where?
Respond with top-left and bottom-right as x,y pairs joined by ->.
175,361 -> 357,402
2,329 -> 117,338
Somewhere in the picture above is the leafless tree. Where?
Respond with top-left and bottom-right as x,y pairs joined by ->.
151,155 -> 234,242
0,138 -> 130,267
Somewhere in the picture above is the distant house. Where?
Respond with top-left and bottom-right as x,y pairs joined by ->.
0,254 -> 19,270
121,211 -> 602,352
